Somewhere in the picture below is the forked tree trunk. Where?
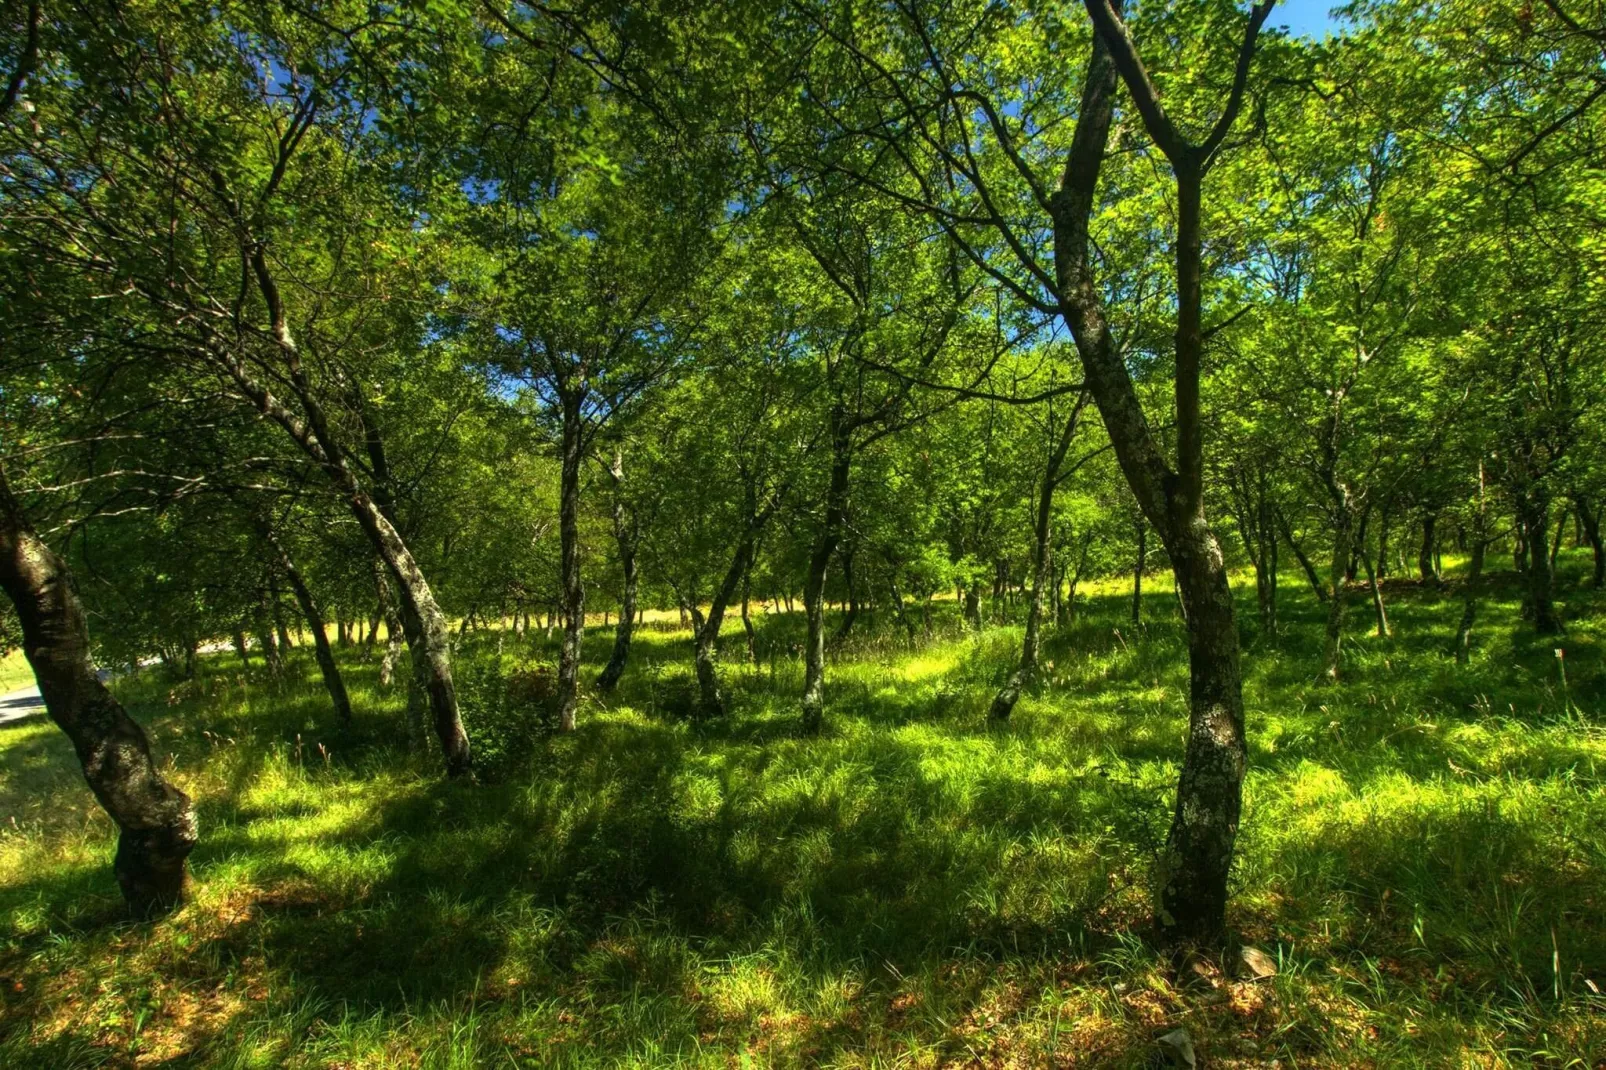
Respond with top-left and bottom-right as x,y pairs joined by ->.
1079,0 -> 1273,944
801,419 -> 851,733
0,469 -> 197,915
270,533 -> 352,725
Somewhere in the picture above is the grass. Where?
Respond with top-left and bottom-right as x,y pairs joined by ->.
0,650 -> 34,692
1,552 -> 1603,1067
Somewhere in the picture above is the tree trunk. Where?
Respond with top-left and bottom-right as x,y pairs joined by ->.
1131,516 -> 1147,625
1455,465 -> 1489,664
0,469 -> 197,915
993,396 -> 1085,721
223,342 -> 467,774
1374,509 -> 1390,581
1276,508 -> 1328,603
801,417 -> 850,732
1320,506 -> 1353,681
254,592 -> 282,677
1574,494 -> 1603,589
833,542 -> 860,642
373,560 -> 402,689
596,464 -> 638,692
1549,501 -> 1568,571
1362,543 -> 1389,638
741,566 -> 758,665
1418,512 -> 1440,586
963,586 -> 982,631
272,584 -> 294,652
555,390 -> 586,731
270,534 -> 352,726
1519,490 -> 1562,633
232,629 -> 250,671
1256,486 -> 1278,633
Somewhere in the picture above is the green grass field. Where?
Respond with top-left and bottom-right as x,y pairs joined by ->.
0,650 -> 34,693
2,555 -> 1603,1068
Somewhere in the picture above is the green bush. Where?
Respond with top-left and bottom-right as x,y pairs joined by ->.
454,654 -> 557,779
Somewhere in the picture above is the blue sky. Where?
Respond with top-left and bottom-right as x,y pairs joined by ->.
1273,0 -> 1345,38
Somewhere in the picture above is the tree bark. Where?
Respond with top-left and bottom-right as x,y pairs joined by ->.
801,414 -> 851,733
0,468 -> 197,915
269,532 -> 352,726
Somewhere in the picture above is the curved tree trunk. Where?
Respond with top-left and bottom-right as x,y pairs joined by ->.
0,469 -> 197,915
219,349 -> 468,776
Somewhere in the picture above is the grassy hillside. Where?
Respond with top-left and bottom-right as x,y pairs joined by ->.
1,556 -> 1603,1068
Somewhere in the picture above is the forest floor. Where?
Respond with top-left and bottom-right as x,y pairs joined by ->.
1,555 -> 1603,1068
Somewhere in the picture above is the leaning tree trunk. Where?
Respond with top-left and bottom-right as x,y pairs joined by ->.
1276,508 -> 1328,603
270,533 -> 352,726
0,469 -> 197,915
596,457 -> 638,692
801,419 -> 851,733
555,391 -> 586,731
